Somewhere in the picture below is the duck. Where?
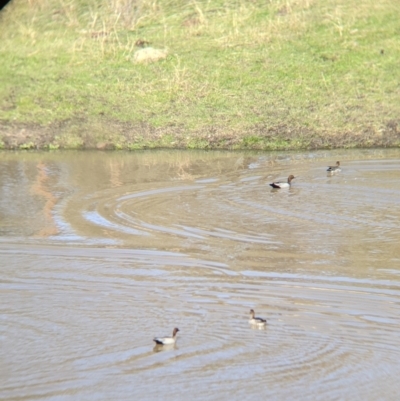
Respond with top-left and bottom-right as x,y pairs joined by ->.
327,161 -> 341,173
153,328 -> 179,345
249,309 -> 267,326
269,175 -> 295,189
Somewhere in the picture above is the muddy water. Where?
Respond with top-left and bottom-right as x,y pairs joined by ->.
1,149 -> 400,400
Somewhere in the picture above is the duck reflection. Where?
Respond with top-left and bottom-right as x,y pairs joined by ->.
153,343 -> 178,353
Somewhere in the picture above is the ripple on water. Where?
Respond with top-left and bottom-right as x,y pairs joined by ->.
2,248 -> 400,400
1,151 -> 400,400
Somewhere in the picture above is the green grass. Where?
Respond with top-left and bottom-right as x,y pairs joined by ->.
0,0 -> 399,149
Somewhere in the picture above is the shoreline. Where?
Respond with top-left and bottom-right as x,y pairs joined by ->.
1,119 -> 399,151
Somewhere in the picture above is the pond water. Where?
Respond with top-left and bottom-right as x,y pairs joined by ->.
1,149 -> 400,400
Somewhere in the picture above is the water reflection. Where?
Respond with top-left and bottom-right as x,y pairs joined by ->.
153,344 -> 178,353
109,159 -> 124,188
0,148 -> 400,401
31,161 -> 59,236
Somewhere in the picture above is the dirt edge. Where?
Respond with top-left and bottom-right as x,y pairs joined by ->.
1,118 -> 399,151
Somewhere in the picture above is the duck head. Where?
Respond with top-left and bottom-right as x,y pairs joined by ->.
288,175 -> 295,183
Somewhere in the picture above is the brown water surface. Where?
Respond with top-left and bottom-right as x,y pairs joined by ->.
1,149 -> 400,400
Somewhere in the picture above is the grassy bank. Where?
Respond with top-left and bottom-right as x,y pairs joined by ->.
0,0 -> 399,150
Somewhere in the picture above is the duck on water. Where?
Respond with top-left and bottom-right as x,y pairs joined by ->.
153,328 -> 180,345
249,309 -> 267,327
269,175 -> 295,189
327,161 -> 341,173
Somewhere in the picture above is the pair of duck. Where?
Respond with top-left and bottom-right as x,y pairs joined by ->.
269,161 -> 341,188
153,309 -> 267,345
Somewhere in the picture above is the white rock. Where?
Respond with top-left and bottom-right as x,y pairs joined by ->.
133,47 -> 168,63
